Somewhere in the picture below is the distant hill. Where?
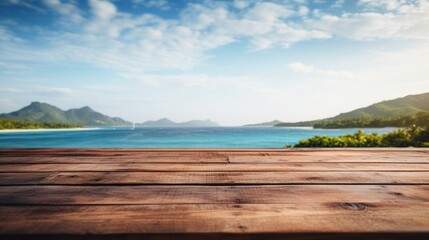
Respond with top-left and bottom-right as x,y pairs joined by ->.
137,118 -> 176,127
0,102 -> 131,126
275,92 -> 429,127
178,119 -> 220,127
138,118 -> 220,127
329,92 -> 429,120
244,120 -> 283,127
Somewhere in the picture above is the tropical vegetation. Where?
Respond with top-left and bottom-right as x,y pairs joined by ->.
0,118 -> 82,130
290,125 -> 429,148
313,112 -> 429,129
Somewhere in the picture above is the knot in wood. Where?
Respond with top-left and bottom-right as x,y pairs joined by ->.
335,202 -> 368,211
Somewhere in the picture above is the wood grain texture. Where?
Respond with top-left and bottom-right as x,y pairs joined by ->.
1,172 -> 429,185
228,155 -> 429,163
1,203 -> 429,234
0,148 -> 427,157
0,156 -> 229,164
1,153 -> 427,164
1,162 -> 429,172
1,185 -> 428,205
0,148 -> 428,239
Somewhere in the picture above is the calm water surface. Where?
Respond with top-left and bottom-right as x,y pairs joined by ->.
0,127 -> 398,148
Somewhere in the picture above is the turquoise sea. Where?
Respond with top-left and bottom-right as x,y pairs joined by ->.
0,127 -> 398,148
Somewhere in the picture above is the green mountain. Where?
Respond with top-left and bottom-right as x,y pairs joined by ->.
138,118 -> 220,127
244,120 -> 283,127
274,92 -> 429,127
330,92 -> 429,120
0,102 -> 131,126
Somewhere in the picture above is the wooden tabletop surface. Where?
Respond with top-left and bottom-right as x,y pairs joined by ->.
0,148 -> 428,239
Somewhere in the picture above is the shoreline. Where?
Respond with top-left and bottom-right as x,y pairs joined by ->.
0,128 -> 99,133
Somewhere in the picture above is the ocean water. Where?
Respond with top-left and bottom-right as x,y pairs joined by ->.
0,127 -> 398,148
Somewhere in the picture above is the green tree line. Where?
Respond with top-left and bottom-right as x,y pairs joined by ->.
290,126 -> 429,148
313,112 -> 429,129
0,118 -> 82,130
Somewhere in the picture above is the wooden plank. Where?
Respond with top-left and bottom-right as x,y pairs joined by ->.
0,156 -> 229,164
1,185 -> 428,205
223,151 -> 429,158
1,148 -> 428,239
2,172 -> 429,185
1,163 -> 429,172
228,155 -> 429,163
0,172 -> 54,185
0,148 -> 427,152
0,150 -> 228,158
1,153 -> 427,164
0,148 -> 427,157
1,233 -> 427,240
1,203 -> 428,235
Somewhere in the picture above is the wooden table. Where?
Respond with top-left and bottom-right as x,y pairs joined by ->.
0,148 -> 428,239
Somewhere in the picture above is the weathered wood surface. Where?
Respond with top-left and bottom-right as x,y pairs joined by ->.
2,172 -> 429,185
0,148 -> 428,240
2,162 -> 429,172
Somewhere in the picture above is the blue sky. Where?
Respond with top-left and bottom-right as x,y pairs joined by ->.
0,0 -> 429,125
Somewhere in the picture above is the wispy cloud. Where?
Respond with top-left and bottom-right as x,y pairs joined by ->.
0,87 -> 22,93
332,0 -> 345,8
289,62 -> 315,73
42,0 -> 83,23
0,0 -> 428,88
306,1 -> 429,41
0,86 -> 78,96
289,62 -> 359,80
132,0 -> 170,10
3,0 -> 47,13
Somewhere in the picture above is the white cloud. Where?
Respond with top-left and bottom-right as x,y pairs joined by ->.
4,0 -> 46,12
358,0 -> 402,11
0,86 -> 77,96
245,2 -> 293,22
321,70 -> 358,79
307,1 -> 429,41
127,74 -> 259,88
89,0 -> 117,20
43,0 -> 83,23
132,0 -> 170,10
298,6 -> 309,15
289,62 -> 358,79
362,41 -> 429,86
254,87 -> 290,100
233,0 -> 251,9
35,87 -> 77,96
332,0 -> 345,8
0,87 -> 22,93
0,26 -> 22,42
1,0 -> 429,88
0,0 -> 334,81
289,62 -> 315,73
